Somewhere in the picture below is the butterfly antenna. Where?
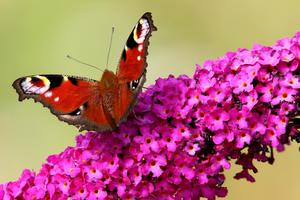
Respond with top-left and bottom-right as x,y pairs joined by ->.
66,55 -> 104,72
106,27 -> 115,69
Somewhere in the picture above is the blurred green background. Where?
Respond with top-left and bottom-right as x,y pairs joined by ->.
1,0 -> 300,199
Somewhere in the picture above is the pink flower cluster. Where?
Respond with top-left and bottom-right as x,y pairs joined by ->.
2,31 -> 300,199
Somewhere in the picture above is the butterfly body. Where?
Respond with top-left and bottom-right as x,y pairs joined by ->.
12,12 -> 156,132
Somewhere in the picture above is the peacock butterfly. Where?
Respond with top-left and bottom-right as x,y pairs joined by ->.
12,12 -> 157,132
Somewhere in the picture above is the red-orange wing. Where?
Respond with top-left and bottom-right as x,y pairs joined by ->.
108,12 -> 156,125
117,12 -> 157,82
12,75 -> 113,131
111,75 -> 146,126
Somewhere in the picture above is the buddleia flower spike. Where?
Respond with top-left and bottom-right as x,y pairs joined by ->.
3,28 -> 300,200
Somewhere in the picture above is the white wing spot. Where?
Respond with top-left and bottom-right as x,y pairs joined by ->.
138,44 -> 143,52
137,55 -> 141,61
21,80 -> 33,93
45,91 -> 52,97
134,19 -> 150,44
35,87 -> 48,94
21,77 -> 50,94
54,97 -> 60,102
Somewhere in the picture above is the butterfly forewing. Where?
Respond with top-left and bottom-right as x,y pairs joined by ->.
117,12 -> 157,82
13,75 -> 112,131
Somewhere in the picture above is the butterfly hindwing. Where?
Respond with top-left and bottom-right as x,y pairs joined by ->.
12,75 -> 112,131
117,12 -> 157,82
112,74 -> 146,126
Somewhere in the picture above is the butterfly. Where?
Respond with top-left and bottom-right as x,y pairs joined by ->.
12,12 -> 157,132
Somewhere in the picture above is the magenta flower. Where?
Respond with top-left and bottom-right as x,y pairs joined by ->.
2,30 -> 300,200
235,129 -> 252,148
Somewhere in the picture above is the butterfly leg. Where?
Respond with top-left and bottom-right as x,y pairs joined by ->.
132,110 -> 139,120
